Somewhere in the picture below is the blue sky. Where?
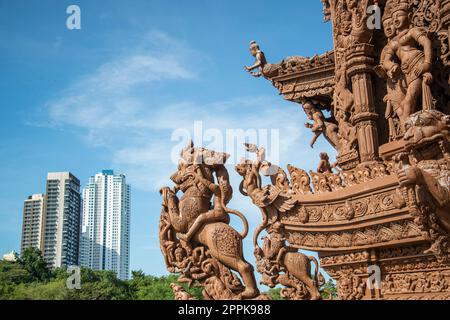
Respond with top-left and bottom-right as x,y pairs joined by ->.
0,0 -> 335,284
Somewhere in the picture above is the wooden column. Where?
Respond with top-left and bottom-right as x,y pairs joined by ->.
347,44 -> 379,163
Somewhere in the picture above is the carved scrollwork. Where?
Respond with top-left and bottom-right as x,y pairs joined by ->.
286,221 -> 423,250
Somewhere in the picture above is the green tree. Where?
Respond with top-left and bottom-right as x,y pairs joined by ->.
16,248 -> 50,281
130,271 -> 203,300
321,279 -> 338,300
67,268 -> 133,300
266,288 -> 283,300
0,260 -> 31,299
11,280 -> 68,300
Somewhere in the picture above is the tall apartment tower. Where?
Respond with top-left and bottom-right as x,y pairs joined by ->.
79,170 -> 130,280
42,172 -> 81,268
20,194 -> 46,254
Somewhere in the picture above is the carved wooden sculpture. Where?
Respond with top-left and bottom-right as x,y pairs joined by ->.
157,0 -> 450,301
241,0 -> 450,300
159,141 -> 261,300
235,145 -> 324,300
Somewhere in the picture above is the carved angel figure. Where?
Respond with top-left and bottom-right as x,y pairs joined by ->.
303,101 -> 340,149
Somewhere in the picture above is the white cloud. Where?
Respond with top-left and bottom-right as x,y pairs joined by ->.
42,31 -> 335,193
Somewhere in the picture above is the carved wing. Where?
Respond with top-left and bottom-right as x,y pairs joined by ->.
272,193 -> 298,213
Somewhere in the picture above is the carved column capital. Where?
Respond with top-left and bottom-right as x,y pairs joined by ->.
346,44 -> 375,78
352,112 -> 379,125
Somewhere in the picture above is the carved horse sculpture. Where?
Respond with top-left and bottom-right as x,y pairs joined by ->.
159,142 -> 259,299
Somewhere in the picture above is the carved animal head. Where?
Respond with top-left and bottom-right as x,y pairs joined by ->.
171,141 -> 229,192
403,110 -> 450,155
235,159 -> 253,177
260,273 -> 277,288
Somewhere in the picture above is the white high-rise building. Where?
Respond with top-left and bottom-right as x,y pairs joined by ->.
79,170 -> 130,280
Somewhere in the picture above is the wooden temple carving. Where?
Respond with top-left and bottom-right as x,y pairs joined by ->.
158,0 -> 450,300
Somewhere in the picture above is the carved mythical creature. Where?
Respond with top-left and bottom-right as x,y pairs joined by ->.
236,145 -> 323,300
395,110 -> 450,260
380,0 -> 434,125
235,145 -> 296,249
255,223 -> 324,300
159,142 -> 259,300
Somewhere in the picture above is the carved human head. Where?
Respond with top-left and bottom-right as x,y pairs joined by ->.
391,0 -> 411,31
249,40 -> 260,57
320,152 -> 330,161
175,247 -> 187,261
382,15 -> 395,39
346,0 -> 358,10
302,101 -> 316,119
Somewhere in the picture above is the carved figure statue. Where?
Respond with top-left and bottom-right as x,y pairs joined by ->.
236,145 -> 296,249
380,0 -> 434,125
303,101 -> 340,149
317,152 -> 334,174
159,141 -> 260,299
395,110 -> 450,260
376,11 -> 408,140
171,284 -> 196,300
321,0 -> 331,22
244,41 -> 268,78
236,145 -> 323,300
333,63 -> 357,152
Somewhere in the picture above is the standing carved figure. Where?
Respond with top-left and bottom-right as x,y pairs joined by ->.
255,223 -> 324,300
376,9 -> 407,140
380,0 -> 434,125
159,142 -> 260,300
